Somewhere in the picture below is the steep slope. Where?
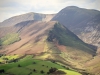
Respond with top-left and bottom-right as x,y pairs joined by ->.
0,12 -> 55,27
52,6 -> 100,47
46,23 -> 96,69
47,23 -> 96,55
0,21 -> 96,70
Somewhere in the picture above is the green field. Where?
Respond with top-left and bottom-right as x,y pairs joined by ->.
0,55 -> 81,75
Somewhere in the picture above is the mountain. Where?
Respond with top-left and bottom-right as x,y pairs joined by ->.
52,6 -> 100,47
0,6 -> 99,75
0,21 -> 56,54
0,20 -> 96,69
0,12 -> 55,27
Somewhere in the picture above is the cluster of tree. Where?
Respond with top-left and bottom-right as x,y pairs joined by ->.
40,70 -> 45,74
47,68 -> 57,74
28,72 -> 32,75
4,58 -> 18,64
28,69 -> 45,74
3,58 -> 8,60
18,64 -> 21,67
51,60 -> 56,63
0,69 -> 5,73
5,55 -> 26,64
33,62 -> 36,64
33,69 -> 36,72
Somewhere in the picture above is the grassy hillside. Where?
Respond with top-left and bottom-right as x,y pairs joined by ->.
47,23 -> 96,55
0,55 -> 81,75
0,55 -> 19,63
0,33 -> 20,46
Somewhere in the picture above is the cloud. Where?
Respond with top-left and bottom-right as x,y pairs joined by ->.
0,0 -> 99,22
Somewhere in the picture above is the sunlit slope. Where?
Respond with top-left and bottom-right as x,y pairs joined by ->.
0,21 -> 56,55
0,33 -> 20,46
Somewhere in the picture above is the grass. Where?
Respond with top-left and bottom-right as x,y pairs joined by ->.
0,55 -> 82,75
6,67 -> 30,75
59,69 -> 81,75
34,53 -> 50,59
0,33 -> 20,46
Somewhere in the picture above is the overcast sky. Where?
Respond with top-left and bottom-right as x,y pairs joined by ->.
0,0 -> 100,22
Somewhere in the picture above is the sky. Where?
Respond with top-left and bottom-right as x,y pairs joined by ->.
0,0 -> 100,22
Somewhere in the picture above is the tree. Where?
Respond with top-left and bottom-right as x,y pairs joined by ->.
33,62 -> 36,64
66,67 -> 70,70
3,58 -> 8,60
47,72 -> 50,74
52,60 -> 56,63
49,68 -> 57,73
40,70 -> 44,74
42,65 -> 44,66
28,72 -> 32,75
33,69 -> 36,72
18,64 -> 21,67
0,69 -> 5,73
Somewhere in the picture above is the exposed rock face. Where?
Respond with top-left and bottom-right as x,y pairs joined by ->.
52,6 -> 100,47
0,12 -> 55,27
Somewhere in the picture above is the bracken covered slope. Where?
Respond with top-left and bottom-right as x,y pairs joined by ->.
0,21 -> 56,54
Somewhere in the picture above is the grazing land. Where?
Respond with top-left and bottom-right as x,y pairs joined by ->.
0,55 -> 81,75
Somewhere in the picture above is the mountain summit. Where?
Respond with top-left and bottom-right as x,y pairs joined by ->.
52,6 -> 100,47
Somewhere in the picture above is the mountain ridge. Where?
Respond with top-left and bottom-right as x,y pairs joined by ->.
0,12 -> 55,27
